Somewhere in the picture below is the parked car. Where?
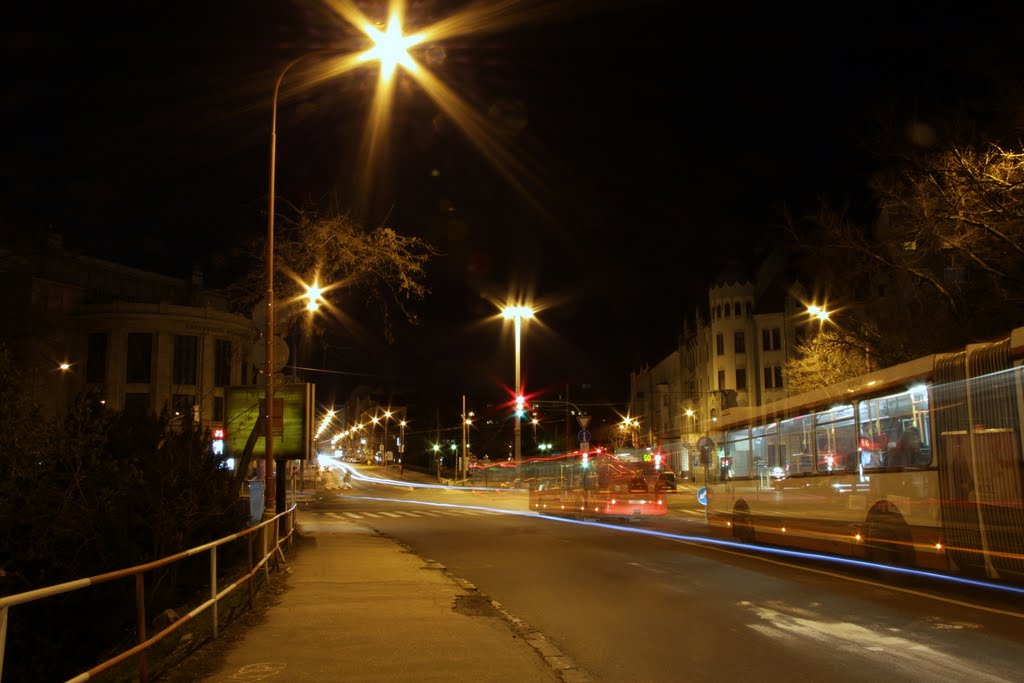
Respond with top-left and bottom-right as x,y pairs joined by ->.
656,470 -> 677,491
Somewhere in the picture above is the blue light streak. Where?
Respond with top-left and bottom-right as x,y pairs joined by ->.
341,490 -> 1024,598
322,459 -> 1024,598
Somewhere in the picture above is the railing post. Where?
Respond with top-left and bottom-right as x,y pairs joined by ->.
135,574 -> 148,682
1,604 -> 9,681
263,522 -> 270,583
272,515 -> 280,572
210,546 -> 219,639
248,533 -> 255,609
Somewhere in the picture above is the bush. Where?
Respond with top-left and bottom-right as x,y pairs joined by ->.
0,344 -> 248,681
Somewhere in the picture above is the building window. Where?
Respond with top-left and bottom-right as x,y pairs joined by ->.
86,332 -> 107,384
213,395 -> 225,422
746,301 -> 752,316
762,328 -> 781,351
795,326 -> 807,347
124,392 -> 151,417
717,370 -> 725,390
733,302 -> 741,317
214,339 -> 232,387
716,304 -> 722,319
173,335 -> 198,385
724,304 -> 731,318
125,332 -> 153,384
734,331 -> 745,354
172,393 -> 196,420
764,366 -> 785,389
716,333 -> 725,356
736,368 -> 747,390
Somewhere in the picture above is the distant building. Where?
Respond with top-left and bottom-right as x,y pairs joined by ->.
0,233 -> 258,432
628,255 -> 810,477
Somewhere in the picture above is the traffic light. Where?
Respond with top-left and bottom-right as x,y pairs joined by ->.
515,395 -> 525,417
581,452 -> 589,469
654,453 -> 662,470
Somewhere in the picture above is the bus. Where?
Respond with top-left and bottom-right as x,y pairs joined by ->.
526,451 -> 668,521
705,326 -> 1024,582
614,448 -> 677,491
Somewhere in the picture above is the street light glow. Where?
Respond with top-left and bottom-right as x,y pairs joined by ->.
807,304 -> 830,321
304,281 -> 324,311
361,15 -> 423,78
502,305 -> 534,320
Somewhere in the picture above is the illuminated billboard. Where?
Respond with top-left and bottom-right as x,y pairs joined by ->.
224,383 -> 314,460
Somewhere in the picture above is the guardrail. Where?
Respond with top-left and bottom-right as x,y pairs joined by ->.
0,504 -> 298,683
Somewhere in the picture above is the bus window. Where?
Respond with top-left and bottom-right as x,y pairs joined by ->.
780,414 -> 813,474
814,403 -> 856,472
724,427 -> 751,478
889,426 -> 922,467
751,423 -> 775,469
859,387 -> 930,468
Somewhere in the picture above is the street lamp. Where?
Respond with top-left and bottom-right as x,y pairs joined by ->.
807,301 -> 874,372
304,282 -> 324,312
620,416 -> 640,449
381,409 -> 393,468
399,419 -> 407,462
502,305 -> 534,468
263,19 -> 421,516
807,304 -> 830,322
370,415 -> 381,463
461,400 -> 474,482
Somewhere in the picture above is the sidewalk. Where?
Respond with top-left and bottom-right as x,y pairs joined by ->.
192,469 -> 586,683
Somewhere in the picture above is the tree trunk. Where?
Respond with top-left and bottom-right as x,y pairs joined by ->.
230,419 -> 263,498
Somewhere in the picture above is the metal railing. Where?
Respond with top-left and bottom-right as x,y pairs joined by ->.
0,504 -> 298,683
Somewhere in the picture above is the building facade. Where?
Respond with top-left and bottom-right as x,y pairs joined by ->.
0,234 -> 259,433
628,258 -> 809,479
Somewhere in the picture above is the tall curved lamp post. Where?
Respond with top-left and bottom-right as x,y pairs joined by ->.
264,20 -> 420,515
381,409 -> 393,468
502,305 -> 534,469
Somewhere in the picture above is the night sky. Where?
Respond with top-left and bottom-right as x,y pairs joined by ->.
6,1 -> 1024,411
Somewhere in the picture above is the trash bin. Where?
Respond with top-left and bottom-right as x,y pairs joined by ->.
247,479 -> 264,525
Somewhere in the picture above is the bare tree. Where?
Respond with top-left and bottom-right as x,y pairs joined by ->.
873,145 -> 1024,318
794,143 -> 1024,374
229,208 -> 438,343
785,329 -> 870,395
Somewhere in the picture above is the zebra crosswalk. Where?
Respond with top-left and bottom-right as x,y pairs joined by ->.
320,508 -> 507,520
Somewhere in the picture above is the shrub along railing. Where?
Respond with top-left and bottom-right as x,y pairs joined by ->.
0,504 -> 298,683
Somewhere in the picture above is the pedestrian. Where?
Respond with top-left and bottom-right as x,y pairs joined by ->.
342,470 -> 353,489
889,427 -> 921,467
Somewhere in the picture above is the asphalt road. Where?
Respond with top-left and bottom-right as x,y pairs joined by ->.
305,465 -> 1024,683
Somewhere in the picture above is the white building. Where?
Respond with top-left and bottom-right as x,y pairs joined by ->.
629,257 -> 809,479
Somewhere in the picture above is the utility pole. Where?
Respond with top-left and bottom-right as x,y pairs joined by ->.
461,394 -> 467,482
564,384 -> 570,454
